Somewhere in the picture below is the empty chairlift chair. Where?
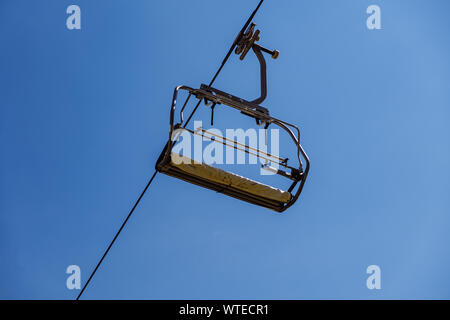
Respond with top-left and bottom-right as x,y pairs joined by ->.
156,23 -> 310,212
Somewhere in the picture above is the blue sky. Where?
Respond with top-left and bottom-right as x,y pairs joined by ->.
1,0 -> 450,299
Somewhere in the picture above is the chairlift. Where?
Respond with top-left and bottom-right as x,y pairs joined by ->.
156,22 -> 310,212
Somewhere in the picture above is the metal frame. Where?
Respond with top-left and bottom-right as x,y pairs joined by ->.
156,85 -> 310,212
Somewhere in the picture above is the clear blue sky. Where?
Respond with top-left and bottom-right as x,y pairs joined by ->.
1,0 -> 450,299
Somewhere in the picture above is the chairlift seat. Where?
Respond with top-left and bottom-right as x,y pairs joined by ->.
157,152 -> 292,211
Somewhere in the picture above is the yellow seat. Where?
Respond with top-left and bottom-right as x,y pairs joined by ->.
171,153 -> 291,204
157,152 -> 293,211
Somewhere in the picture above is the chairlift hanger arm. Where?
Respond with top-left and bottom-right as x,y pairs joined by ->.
234,22 -> 279,105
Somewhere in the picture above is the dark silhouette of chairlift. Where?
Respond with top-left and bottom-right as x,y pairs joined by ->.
156,23 -> 310,212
